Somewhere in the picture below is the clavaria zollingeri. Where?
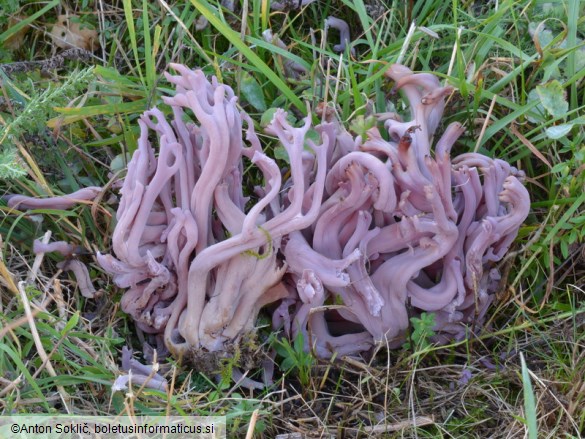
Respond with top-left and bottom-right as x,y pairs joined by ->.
7,63 -> 529,384
97,63 -> 529,370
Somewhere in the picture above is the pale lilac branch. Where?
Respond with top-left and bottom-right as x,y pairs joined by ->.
57,259 -> 98,298
5,187 -> 101,210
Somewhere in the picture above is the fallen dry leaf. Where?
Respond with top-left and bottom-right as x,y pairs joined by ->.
50,15 -> 97,51
4,16 -> 31,51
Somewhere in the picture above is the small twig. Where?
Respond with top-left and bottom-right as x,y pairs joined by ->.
341,355 -> 373,373
0,49 -> 92,75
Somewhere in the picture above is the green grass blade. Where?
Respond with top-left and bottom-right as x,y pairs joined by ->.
340,0 -> 374,49
50,99 -> 148,126
542,192 -> 585,245
520,352 -> 538,439
566,0 -> 579,109
142,0 -> 155,89
189,0 -> 305,114
248,36 -> 311,73
123,0 -> 145,85
0,344 -> 49,409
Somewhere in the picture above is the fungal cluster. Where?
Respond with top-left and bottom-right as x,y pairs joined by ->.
12,64 -> 529,384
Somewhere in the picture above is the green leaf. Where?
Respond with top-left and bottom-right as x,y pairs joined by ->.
273,342 -> 289,358
304,129 -> 321,149
545,124 -> 573,139
260,108 -> 279,128
550,162 -> 569,174
535,80 -> 568,118
349,115 -> 376,138
261,107 -> 296,130
568,229 -> 577,244
281,357 -> 295,372
405,312 -> 436,350
560,239 -> 569,259
526,89 -> 547,123
61,311 -> 80,335
569,216 -> 585,225
110,153 -> 132,173
273,146 -> 289,163
142,0 -> 155,89
293,332 -> 304,354
240,72 -> 266,112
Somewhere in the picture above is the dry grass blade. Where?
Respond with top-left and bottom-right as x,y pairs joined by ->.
0,376 -> 22,399
361,415 -> 435,433
0,249 -> 19,297
245,409 -> 260,439
26,230 -> 51,284
0,310 -> 42,339
17,281 -> 71,412
509,124 -> 552,169
474,94 -> 497,153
